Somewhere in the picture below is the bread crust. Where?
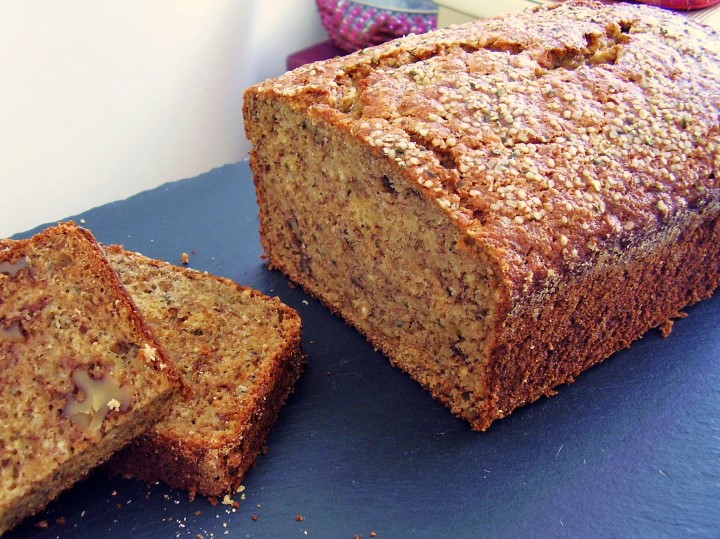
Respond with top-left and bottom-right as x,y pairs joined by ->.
244,1 -> 720,429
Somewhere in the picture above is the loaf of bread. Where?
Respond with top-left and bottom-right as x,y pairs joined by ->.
243,0 -> 720,430
103,247 -> 304,497
0,223 -> 182,534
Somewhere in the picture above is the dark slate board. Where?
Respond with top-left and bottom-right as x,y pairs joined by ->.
7,161 -> 720,538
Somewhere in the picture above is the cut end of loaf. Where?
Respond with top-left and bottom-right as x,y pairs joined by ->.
246,96 -> 503,428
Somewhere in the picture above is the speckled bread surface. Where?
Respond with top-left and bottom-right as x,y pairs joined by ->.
104,247 -> 304,498
0,223 -> 182,535
243,0 -> 720,430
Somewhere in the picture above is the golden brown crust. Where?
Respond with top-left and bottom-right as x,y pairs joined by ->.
247,0 -> 720,294
244,1 -> 720,430
479,213 -> 720,430
103,247 -> 304,496
109,344 -> 304,498
0,222 -> 181,535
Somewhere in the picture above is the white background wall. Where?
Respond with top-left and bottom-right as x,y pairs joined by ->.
0,1 -> 327,238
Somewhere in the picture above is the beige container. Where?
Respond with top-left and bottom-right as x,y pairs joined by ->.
433,0 -> 547,26
433,0 -> 720,31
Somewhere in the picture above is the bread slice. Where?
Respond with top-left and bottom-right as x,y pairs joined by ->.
243,0 -> 720,430
0,222 -> 182,535
103,246 -> 304,497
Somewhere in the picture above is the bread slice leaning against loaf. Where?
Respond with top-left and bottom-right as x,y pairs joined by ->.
243,0 -> 720,430
0,223 -> 183,535
103,246 -> 304,498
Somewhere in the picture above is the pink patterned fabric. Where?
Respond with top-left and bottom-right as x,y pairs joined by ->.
634,0 -> 720,9
316,0 -> 437,53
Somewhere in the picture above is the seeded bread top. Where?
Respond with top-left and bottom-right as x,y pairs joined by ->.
248,0 -> 720,293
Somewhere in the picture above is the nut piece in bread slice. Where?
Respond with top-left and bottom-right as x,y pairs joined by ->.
104,246 -> 304,498
0,222 -> 182,535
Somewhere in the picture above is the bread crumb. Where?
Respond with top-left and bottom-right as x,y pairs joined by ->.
141,343 -> 157,362
107,398 -> 121,411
